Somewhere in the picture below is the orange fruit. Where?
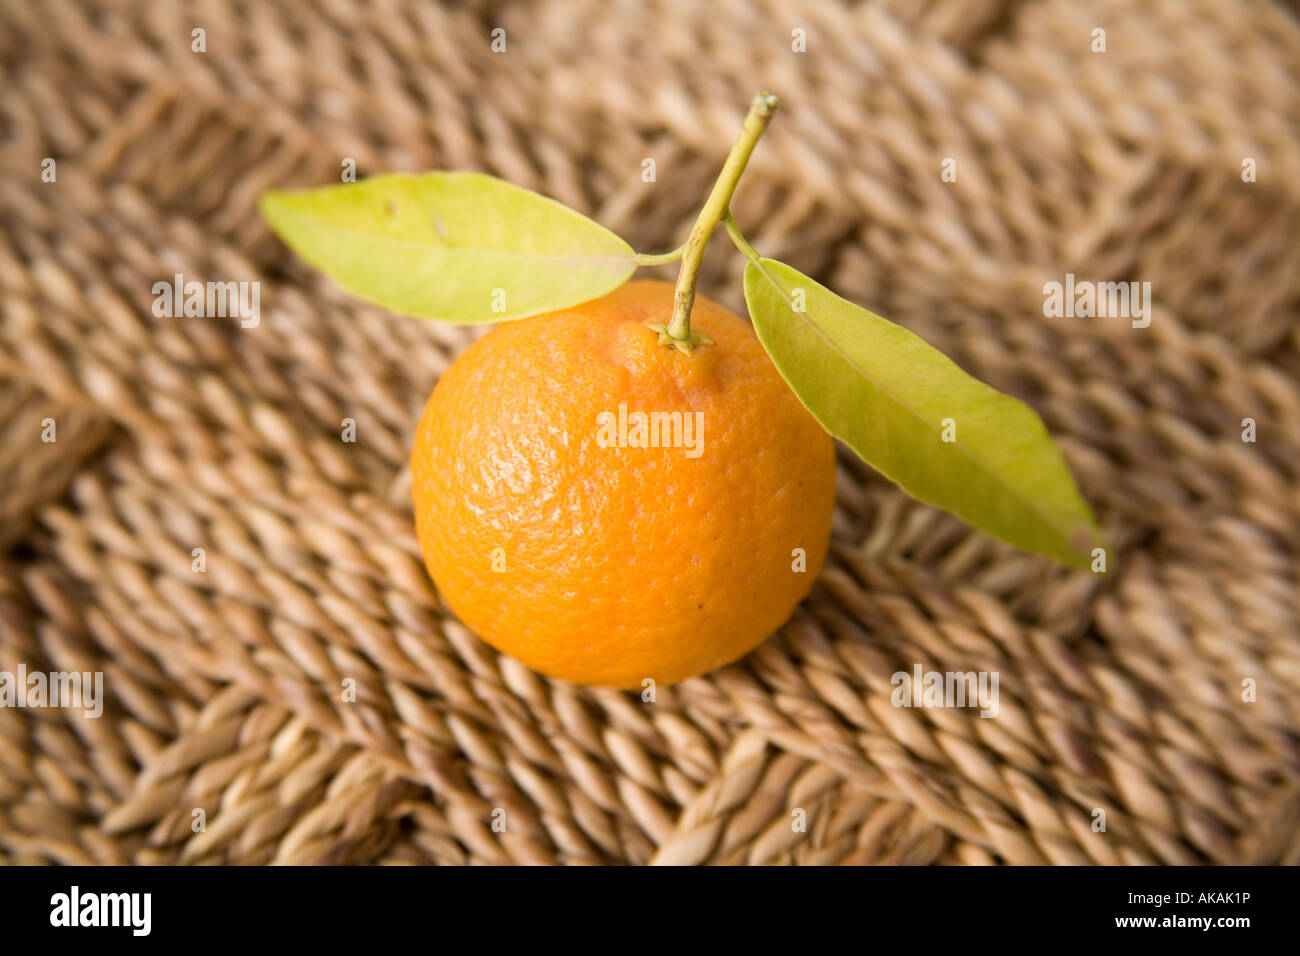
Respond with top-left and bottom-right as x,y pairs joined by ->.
411,279 -> 836,688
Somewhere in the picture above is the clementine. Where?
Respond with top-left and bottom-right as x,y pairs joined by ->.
411,279 -> 836,687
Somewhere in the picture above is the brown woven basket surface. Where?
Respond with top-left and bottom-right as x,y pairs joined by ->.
1,0 -> 1299,865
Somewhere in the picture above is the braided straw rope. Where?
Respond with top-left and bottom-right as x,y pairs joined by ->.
1,0 -> 1298,865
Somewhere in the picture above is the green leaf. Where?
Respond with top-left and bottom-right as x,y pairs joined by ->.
743,257 -> 1103,570
259,172 -> 636,323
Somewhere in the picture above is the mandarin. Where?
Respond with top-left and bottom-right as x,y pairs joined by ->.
411,279 -> 835,687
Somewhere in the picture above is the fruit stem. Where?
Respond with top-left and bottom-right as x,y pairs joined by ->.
657,92 -> 779,352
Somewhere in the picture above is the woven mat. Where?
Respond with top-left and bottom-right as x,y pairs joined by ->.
2,0 -> 1299,865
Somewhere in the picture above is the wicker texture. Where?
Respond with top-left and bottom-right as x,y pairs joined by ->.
1,0 -> 1298,865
